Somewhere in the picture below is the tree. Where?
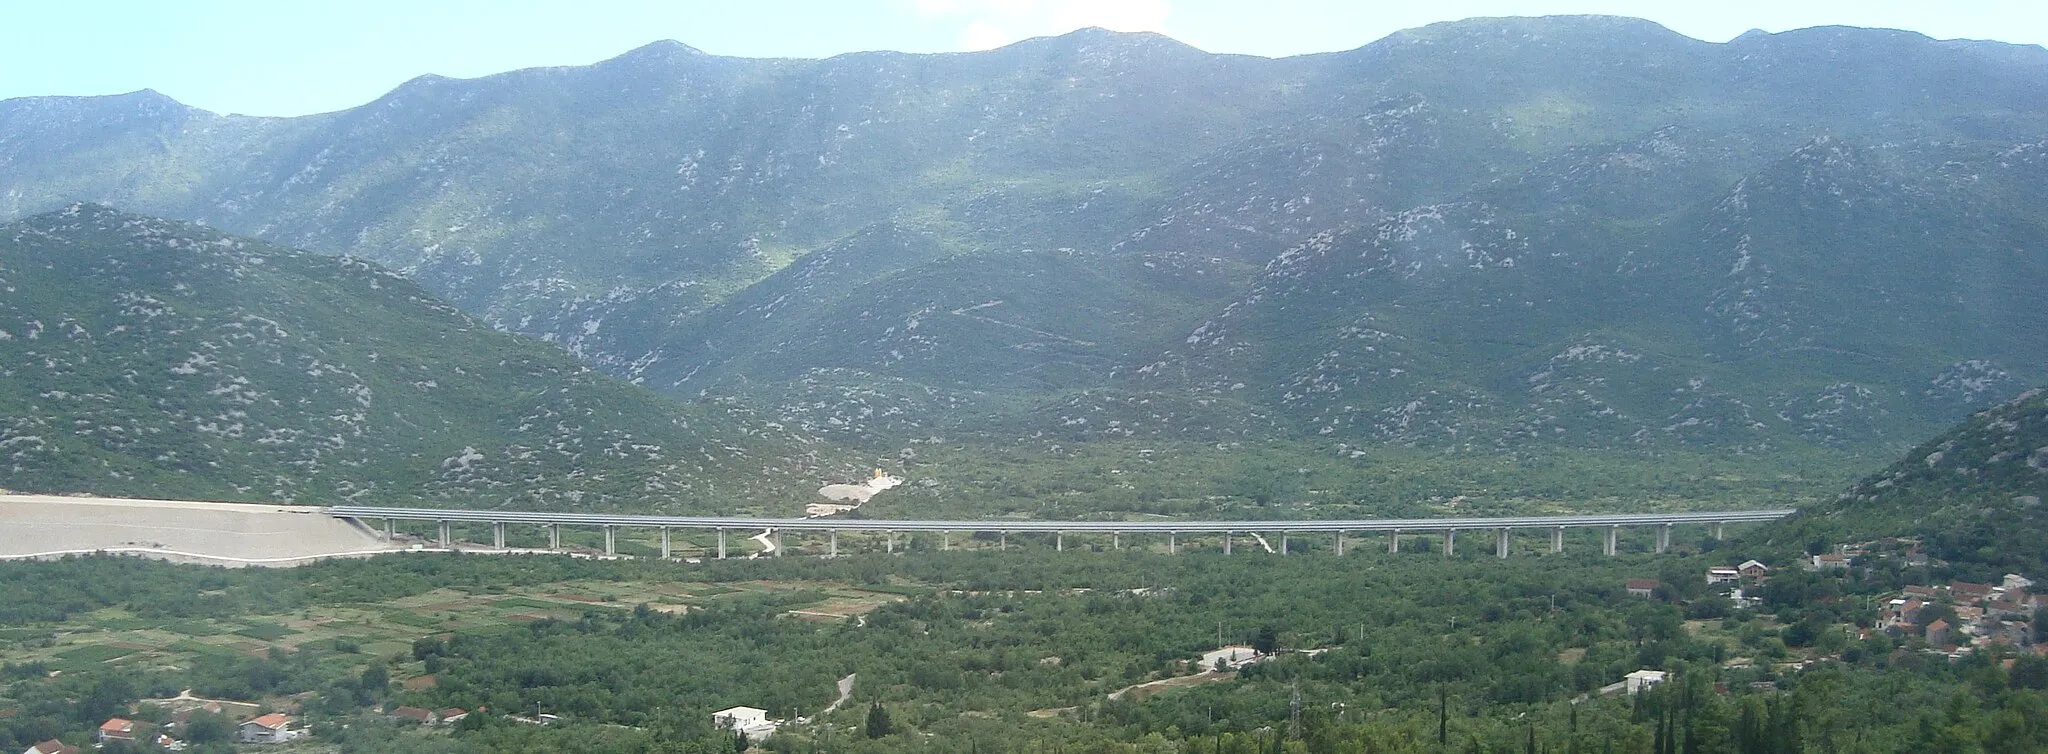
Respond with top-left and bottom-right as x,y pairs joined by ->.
184,710 -> 233,744
1253,625 -> 1280,655
864,701 -> 893,739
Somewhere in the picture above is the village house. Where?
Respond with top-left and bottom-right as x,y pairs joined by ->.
97,717 -> 138,744
1738,560 -> 1770,582
1880,598 -> 1925,631
1902,585 -> 1942,600
437,708 -> 469,726
1706,567 -> 1741,585
22,741 -> 79,754
1811,553 -> 1849,570
1926,619 -> 1953,648
1955,606 -> 1988,635
237,713 -> 297,744
389,706 -> 436,725
1624,669 -> 1668,695
1987,598 -> 2027,619
1625,579 -> 1660,599
713,706 -> 778,740
1951,582 -> 1995,604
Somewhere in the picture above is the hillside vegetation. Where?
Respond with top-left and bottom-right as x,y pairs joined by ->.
1765,387 -> 2048,574
0,205 -> 837,510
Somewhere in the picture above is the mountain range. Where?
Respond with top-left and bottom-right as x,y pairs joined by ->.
0,204 -> 833,511
5,16 -> 2048,508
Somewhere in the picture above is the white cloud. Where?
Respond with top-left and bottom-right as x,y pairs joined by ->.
918,0 -> 1174,51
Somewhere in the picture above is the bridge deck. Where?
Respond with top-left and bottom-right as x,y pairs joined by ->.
325,506 -> 1795,532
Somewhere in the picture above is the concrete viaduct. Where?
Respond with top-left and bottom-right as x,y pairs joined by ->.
325,506 -> 1794,560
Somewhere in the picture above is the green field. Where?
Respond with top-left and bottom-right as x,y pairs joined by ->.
233,622 -> 301,641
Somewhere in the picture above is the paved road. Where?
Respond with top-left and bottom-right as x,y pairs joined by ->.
325,505 -> 1796,533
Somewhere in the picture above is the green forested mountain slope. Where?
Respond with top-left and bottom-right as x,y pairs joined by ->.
1138,135 -> 2048,452
3,17 -> 2046,470
1765,387 -> 2048,574
0,205 -> 833,510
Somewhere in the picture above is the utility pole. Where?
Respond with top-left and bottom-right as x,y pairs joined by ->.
1289,682 -> 1302,740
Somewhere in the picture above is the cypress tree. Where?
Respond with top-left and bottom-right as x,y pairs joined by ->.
864,701 -> 893,739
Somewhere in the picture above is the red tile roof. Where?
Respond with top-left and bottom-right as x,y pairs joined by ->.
245,713 -> 290,730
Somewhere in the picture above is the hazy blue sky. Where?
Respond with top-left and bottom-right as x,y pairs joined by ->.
3,0 -> 2043,116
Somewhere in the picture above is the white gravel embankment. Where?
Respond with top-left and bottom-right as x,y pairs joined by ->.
0,494 -> 399,567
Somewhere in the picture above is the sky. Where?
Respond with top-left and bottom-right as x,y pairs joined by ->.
2,0 -> 2044,117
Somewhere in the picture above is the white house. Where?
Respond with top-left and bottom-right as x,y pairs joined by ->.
1811,554 -> 1849,570
1624,669 -> 1668,695
713,706 -> 766,730
1706,567 -> 1741,585
713,706 -> 778,740
237,713 -> 297,744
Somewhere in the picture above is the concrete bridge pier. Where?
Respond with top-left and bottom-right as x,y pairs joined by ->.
493,522 -> 506,549
1604,525 -> 1618,556
383,518 -> 395,541
1169,532 -> 1178,555
1496,528 -> 1510,559
1056,532 -> 1064,552
1444,529 -> 1457,557
887,531 -> 896,554
942,532 -> 951,551
1552,526 -> 1565,554
1113,532 -> 1121,551
829,530 -> 838,557
660,527 -> 671,559
603,525 -> 616,556
549,524 -> 561,551
1335,531 -> 1345,556
716,528 -> 727,559
1223,532 -> 1233,555
1280,533 -> 1290,555
438,521 -> 450,548
774,530 -> 783,556
1000,531 -> 1008,551
1389,529 -> 1401,554
1656,523 -> 1672,554
1714,521 -> 1725,541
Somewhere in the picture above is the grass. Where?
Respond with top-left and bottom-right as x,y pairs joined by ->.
2,576 -> 926,674
162,620 -> 227,637
491,597 -> 568,611
56,644 -> 136,666
234,622 -> 301,641
381,611 -> 447,629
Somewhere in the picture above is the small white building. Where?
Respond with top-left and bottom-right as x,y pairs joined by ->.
1200,645 -> 1261,671
1624,669 -> 1668,696
713,706 -> 778,740
1707,567 -> 1741,585
237,713 -> 297,744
